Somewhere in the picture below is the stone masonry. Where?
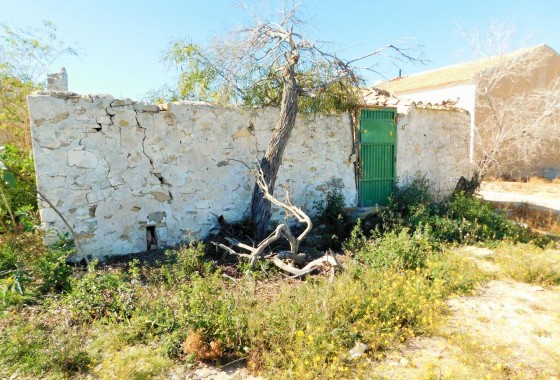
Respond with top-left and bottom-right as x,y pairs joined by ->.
395,106 -> 472,198
28,92 -> 356,259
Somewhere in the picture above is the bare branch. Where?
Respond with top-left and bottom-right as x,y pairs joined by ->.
212,161 -> 339,278
472,44 -> 560,177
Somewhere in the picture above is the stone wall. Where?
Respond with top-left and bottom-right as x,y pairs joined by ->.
28,92 -> 356,259
396,105 -> 472,198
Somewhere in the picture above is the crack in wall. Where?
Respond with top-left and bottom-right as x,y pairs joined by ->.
29,94 -> 360,258
138,113 -> 175,204
140,123 -> 154,167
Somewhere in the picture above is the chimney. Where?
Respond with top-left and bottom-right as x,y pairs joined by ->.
47,67 -> 68,91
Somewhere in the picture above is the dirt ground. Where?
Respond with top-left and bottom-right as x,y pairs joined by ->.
479,180 -> 560,212
371,183 -> 560,380
371,246 -> 560,380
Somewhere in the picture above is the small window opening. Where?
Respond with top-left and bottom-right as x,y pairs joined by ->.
146,226 -> 158,251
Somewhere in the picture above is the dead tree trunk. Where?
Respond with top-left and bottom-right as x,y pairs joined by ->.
251,49 -> 300,241
216,166 -> 340,277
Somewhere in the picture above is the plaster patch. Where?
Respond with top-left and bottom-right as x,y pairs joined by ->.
68,150 -> 99,169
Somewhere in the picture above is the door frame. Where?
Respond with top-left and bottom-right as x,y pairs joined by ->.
357,107 -> 398,207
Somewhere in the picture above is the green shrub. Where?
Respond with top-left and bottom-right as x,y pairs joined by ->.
312,188 -> 352,250
178,272 -> 249,356
0,240 -> 32,306
0,271 -> 29,306
66,261 -> 136,322
389,177 -> 434,215
381,176 -> 436,231
0,145 -> 37,231
442,192 -> 531,243
160,242 -> 213,284
0,241 -> 19,272
353,228 -> 436,270
342,219 -> 368,253
379,177 -> 533,246
35,248 -> 72,294
0,235 -> 73,306
121,292 -> 182,348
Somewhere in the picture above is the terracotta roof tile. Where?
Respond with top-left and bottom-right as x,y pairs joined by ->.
359,88 -> 463,111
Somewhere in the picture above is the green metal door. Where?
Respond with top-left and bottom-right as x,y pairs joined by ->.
358,108 -> 397,206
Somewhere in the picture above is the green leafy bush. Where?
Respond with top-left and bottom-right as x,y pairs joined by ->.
353,228 -> 436,270
312,188 -> 352,250
0,145 -> 37,231
66,261 -> 137,322
443,192 -> 531,243
159,242 -> 214,285
379,177 -> 533,245
178,272 -> 249,356
342,219 -> 368,253
35,248 -> 73,294
0,235 -> 73,306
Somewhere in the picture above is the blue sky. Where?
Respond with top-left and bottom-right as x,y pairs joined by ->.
2,0 -> 559,99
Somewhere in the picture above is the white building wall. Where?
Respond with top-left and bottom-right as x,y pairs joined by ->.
28,92 -> 473,259
28,92 -> 356,259
396,105 -> 472,198
396,84 -> 477,163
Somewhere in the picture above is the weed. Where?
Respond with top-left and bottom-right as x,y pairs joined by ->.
160,242 -> 213,284
3,175 -> 546,379
245,259 -> 473,379
342,219 -> 368,253
353,228 -> 436,270
95,345 -> 172,379
379,177 -> 533,246
0,233 -> 72,305
312,188 -> 352,250
0,314 -> 93,377
178,272 -> 249,357
0,144 -> 37,231
35,248 -> 73,294
426,251 -> 488,296
493,243 -> 560,286
66,261 -> 137,322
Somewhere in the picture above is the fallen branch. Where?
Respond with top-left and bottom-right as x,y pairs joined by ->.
213,162 -> 340,278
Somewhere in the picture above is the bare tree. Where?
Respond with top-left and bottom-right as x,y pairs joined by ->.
164,3 -> 424,240
476,73 -> 560,178
0,21 -> 77,149
458,22 -> 560,178
215,164 -> 340,276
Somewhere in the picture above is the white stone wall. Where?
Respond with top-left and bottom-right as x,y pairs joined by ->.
396,105 -> 472,198
28,92 -> 356,259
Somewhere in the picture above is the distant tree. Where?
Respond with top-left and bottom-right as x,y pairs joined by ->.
164,3 -> 424,240
458,22 -> 560,178
0,20 -> 77,149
